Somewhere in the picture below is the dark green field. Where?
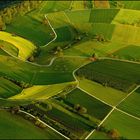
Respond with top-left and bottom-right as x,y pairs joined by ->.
89,9 -> 120,23
76,59 -> 140,92
0,77 -> 22,98
59,88 -> 112,120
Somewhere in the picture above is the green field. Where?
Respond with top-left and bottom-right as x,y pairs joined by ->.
0,31 -> 36,60
0,56 -> 89,85
0,77 -> 22,98
113,45 -> 140,61
64,37 -> 127,58
103,110 -> 140,139
90,23 -> 115,40
47,11 -> 70,28
89,9 -> 119,23
55,25 -> 76,42
70,1 -> 85,10
122,1 -> 140,10
6,15 -> 53,46
66,10 -> 91,23
118,88 -> 140,118
60,88 -> 112,120
0,40 -> 18,57
89,131 -> 110,139
76,59 -> 140,92
78,78 -> 127,106
111,24 -> 140,46
0,110 -> 63,139
112,9 -> 140,26
10,82 -> 76,100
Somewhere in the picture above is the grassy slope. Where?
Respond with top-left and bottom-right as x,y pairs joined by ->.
112,9 -> 140,25
103,110 -> 140,139
10,82 -> 75,100
0,110 -> 63,139
0,31 -> 36,60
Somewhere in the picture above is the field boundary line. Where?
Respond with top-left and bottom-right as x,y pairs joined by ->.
41,14 -> 57,48
19,110 -> 69,140
85,107 -> 115,139
115,85 -> 140,107
100,57 -> 140,65
77,86 -> 113,107
115,108 -> 140,121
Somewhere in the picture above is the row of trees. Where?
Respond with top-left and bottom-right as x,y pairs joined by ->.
21,102 -> 78,139
0,1 -> 43,30
76,66 -> 135,93
10,106 -> 47,129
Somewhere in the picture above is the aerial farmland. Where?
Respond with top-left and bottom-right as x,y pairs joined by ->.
0,0 -> 140,139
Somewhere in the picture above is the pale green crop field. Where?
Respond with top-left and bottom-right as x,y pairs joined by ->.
10,82 -> 76,100
111,25 -> 140,45
78,78 -> 127,106
112,9 -> 140,25
0,31 -> 36,60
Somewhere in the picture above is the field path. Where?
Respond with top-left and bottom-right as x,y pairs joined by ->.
19,110 -> 70,140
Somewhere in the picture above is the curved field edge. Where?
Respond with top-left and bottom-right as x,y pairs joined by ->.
0,31 -> 36,60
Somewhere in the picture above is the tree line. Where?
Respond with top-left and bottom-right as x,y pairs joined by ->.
0,0 -> 43,30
